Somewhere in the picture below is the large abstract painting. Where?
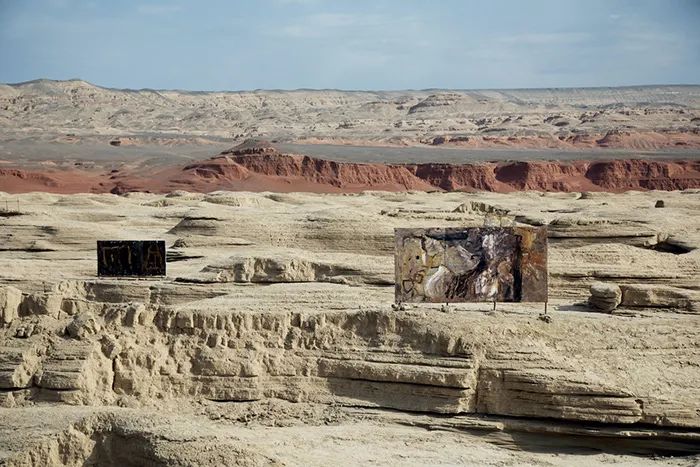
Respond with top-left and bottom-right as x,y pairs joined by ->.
395,227 -> 547,303
97,240 -> 166,277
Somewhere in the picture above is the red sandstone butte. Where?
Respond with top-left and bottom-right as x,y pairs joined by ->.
1,142 -> 699,194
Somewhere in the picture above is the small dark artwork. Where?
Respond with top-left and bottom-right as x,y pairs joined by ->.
97,240 -> 166,277
395,227 -> 547,303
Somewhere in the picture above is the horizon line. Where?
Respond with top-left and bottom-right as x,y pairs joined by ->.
4,77 -> 700,94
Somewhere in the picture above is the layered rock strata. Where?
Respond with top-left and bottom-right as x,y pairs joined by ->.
2,145 -> 700,194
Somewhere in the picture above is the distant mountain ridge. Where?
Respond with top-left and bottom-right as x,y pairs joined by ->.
4,78 -> 700,94
1,78 -> 699,149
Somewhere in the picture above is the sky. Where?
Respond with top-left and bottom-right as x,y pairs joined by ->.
0,0 -> 699,91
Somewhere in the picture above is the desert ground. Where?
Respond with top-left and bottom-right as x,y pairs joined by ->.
1,189 -> 699,465
1,81 -> 700,466
1,80 -> 700,195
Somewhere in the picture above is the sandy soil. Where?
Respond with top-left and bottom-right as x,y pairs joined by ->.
0,189 -> 699,465
2,404 -> 697,466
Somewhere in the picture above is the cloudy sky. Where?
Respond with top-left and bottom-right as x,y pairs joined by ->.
0,0 -> 698,90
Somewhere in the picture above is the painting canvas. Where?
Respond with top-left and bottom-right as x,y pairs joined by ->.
97,240 -> 166,277
395,227 -> 547,303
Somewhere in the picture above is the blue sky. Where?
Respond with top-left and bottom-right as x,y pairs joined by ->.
0,0 -> 698,90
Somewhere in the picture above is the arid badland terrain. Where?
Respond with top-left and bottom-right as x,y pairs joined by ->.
1,80 -> 700,194
1,80 -> 700,466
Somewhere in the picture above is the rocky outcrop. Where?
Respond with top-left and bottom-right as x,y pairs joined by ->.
586,160 -> 700,191
493,161 -> 586,191
19,292 -> 63,319
202,152 -> 435,191
585,282 -> 700,313
0,343 -> 41,394
3,281 -> 700,431
175,144 -> 700,194
620,284 -> 700,312
408,163 -> 501,191
588,282 -> 622,312
65,312 -> 102,339
0,286 -> 22,325
186,255 -> 392,286
181,159 -> 251,181
34,341 -> 113,404
1,188 -> 700,462
171,149 -> 700,194
476,366 -> 643,423
3,140 -> 700,194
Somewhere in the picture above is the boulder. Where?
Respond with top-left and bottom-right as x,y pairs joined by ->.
588,282 -> 622,312
15,323 -> 36,338
620,284 -> 699,312
0,286 -> 22,325
20,292 -> 63,319
66,312 -> 102,339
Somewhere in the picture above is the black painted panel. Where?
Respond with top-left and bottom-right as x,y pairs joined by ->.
97,240 -> 166,277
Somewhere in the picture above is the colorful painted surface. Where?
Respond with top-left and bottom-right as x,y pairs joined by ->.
97,240 -> 166,277
395,227 -> 547,303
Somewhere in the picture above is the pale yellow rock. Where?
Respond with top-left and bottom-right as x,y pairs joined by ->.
588,282 -> 622,312
65,312 -> 101,339
621,284 -> 699,311
0,189 -> 699,465
20,292 -> 63,319
0,286 -> 22,325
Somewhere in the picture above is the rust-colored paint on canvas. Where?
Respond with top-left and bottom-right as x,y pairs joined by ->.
395,227 -> 547,303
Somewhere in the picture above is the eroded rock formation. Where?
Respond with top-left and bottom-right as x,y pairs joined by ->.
1,189 -> 699,464
4,141 -> 700,194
